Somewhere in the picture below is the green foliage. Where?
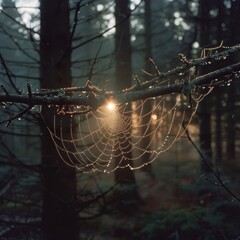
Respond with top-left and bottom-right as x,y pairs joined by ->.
135,207 -> 221,240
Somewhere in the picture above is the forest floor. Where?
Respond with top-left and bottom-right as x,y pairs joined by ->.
80,134 -> 240,240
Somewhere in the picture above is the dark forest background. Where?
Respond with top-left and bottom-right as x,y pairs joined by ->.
0,0 -> 240,239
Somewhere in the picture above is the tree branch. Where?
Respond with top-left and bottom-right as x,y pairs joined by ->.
71,0 -> 143,50
0,53 -> 21,94
129,44 -> 240,91
182,122 -> 240,202
0,61 -> 239,108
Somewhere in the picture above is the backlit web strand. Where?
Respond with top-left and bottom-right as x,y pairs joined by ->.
41,86 -> 210,173
38,43 -> 240,172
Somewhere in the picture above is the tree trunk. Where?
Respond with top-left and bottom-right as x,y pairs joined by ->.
226,78 -> 236,161
114,0 -> 140,212
198,0 -> 212,172
141,0 -> 155,179
225,0 -> 240,161
214,87 -> 222,163
40,0 -> 78,239
214,1 -> 224,164
230,0 -> 240,44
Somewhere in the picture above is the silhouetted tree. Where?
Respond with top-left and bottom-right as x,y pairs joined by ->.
40,0 -> 78,239
114,0 -> 140,212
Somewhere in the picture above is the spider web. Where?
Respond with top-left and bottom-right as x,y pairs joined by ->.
40,42 -> 239,173
40,82 -> 212,173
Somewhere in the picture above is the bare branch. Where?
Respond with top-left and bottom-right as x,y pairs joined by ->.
0,47 -> 239,125
149,58 -> 160,76
130,44 -> 240,91
27,83 -> 33,99
0,105 -> 33,126
1,9 -> 40,37
0,26 -> 39,63
88,42 -> 102,82
0,61 -> 239,110
0,84 -> 9,96
182,122 -> 240,202
71,0 -> 144,50
0,53 -> 21,94
70,1 -> 82,44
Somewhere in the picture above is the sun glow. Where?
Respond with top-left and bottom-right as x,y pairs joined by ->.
106,101 -> 116,111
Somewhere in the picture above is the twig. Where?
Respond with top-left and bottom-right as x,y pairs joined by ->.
0,180 -> 13,197
71,0 -> 144,50
0,84 -> 9,96
28,27 -> 40,54
27,83 -> 33,99
179,53 -> 191,64
70,1 -> 82,44
0,26 -> 39,63
88,42 -> 102,82
149,58 -> 160,75
58,1 -> 82,65
141,68 -> 154,77
0,105 -> 33,127
132,75 -> 141,86
1,9 -> 40,37
0,53 -> 21,94
0,61 -> 239,110
0,51 -> 239,122
182,121 -> 240,202
129,44 -> 240,91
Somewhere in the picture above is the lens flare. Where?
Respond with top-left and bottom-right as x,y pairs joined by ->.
106,102 -> 116,111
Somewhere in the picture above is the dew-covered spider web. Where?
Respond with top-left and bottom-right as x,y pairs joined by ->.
40,43 -> 239,173
40,86 -> 212,173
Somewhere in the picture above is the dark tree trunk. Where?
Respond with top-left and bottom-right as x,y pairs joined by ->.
230,0 -> 240,44
198,0 -> 212,171
214,1 -> 224,164
40,0 -> 78,239
224,0 -> 240,161
141,0 -> 155,179
114,0 -> 140,212
214,87 -> 222,163
226,81 -> 236,161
